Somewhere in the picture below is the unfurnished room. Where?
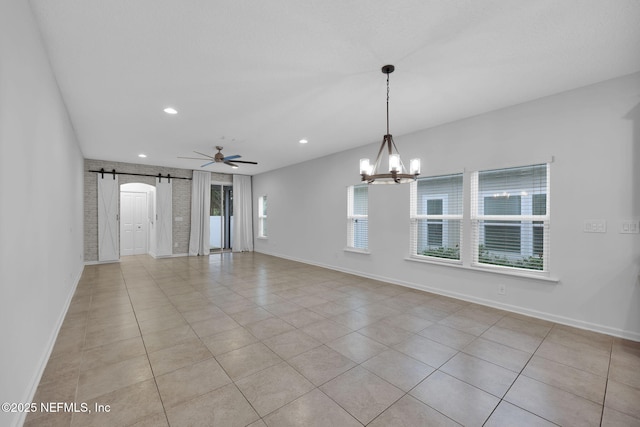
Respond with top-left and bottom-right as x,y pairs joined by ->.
1,1 -> 640,426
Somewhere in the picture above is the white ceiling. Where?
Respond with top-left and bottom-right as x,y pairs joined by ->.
29,0 -> 640,175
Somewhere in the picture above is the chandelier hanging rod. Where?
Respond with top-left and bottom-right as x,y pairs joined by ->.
384,64 -> 392,136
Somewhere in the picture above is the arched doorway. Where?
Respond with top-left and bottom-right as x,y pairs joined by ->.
97,173 -> 173,262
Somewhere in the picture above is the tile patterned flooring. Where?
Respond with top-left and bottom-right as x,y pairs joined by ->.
26,253 -> 640,426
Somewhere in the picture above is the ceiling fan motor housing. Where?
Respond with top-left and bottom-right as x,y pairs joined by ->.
214,146 -> 225,162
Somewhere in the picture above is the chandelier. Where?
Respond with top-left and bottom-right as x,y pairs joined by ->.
360,65 -> 420,184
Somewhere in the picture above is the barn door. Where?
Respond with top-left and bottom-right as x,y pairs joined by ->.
97,173 -> 119,262
155,178 -> 173,257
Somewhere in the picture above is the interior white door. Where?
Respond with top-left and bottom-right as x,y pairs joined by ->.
120,191 -> 148,256
120,192 -> 134,256
97,173 -> 119,262
155,178 -> 173,257
133,192 -> 147,254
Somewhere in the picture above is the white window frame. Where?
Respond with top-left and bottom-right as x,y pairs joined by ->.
410,174 -> 463,263
258,195 -> 267,238
471,164 -> 550,273
346,184 -> 368,252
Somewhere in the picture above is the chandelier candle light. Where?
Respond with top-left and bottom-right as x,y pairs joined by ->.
360,65 -> 420,184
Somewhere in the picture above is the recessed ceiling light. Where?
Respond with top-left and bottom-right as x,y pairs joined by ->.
138,154 -> 147,158
299,139 -> 308,144
163,107 -> 178,115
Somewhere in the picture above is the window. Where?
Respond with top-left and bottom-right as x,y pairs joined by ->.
258,195 -> 267,238
410,173 -> 463,261
347,184 -> 368,250
471,164 -> 549,272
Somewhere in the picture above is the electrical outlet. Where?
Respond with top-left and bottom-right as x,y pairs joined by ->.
498,284 -> 506,295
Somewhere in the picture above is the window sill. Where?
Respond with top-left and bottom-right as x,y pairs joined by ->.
406,255 -> 462,267
344,247 -> 370,255
404,257 -> 559,283
256,236 -> 268,240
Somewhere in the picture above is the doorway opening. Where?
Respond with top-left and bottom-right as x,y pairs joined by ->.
120,183 -> 155,257
210,184 -> 233,253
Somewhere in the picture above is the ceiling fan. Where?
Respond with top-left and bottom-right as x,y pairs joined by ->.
178,146 -> 258,169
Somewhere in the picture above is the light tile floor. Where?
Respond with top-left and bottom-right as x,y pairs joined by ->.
26,253 -> 640,426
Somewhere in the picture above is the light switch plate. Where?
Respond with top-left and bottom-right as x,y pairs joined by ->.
584,220 -> 606,233
620,219 -> 640,234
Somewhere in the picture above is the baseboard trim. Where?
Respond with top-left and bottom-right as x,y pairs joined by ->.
255,249 -> 640,342
85,252 -> 188,263
15,264 -> 84,427
150,252 -> 188,259
84,259 -> 120,265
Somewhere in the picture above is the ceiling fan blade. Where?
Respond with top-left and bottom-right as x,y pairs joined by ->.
193,150 -> 215,159
201,161 -> 215,167
178,156 -> 212,160
223,154 -> 241,161
224,161 -> 239,168
232,160 -> 258,165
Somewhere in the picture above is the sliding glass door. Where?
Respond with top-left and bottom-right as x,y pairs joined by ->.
210,184 -> 233,252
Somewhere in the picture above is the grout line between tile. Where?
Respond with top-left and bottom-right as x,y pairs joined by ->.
122,264 -> 172,427
484,320 -> 558,426
599,336 -> 614,426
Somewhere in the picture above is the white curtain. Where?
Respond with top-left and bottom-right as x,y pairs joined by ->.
232,174 -> 254,252
188,170 -> 211,256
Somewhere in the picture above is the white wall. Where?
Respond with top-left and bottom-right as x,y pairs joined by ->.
0,1 -> 85,426
253,72 -> 640,341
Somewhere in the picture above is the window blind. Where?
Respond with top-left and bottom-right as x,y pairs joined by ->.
410,173 -> 463,261
471,164 -> 549,272
258,195 -> 267,237
347,184 -> 368,250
